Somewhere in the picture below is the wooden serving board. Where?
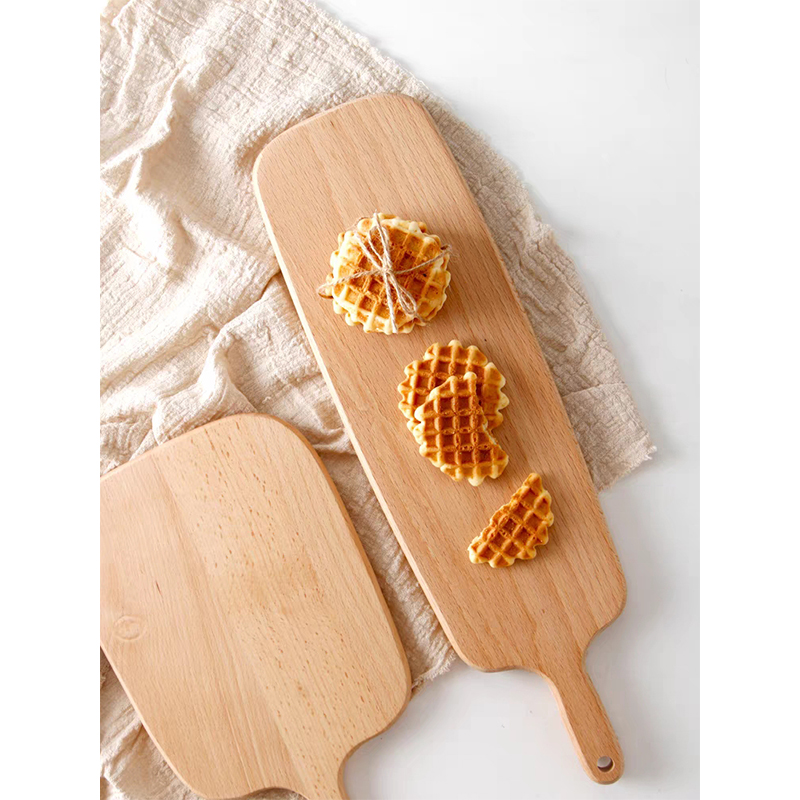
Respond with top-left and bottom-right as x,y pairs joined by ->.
254,94 -> 627,784
100,415 -> 411,800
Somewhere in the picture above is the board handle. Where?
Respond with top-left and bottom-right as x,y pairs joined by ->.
543,661 -> 624,784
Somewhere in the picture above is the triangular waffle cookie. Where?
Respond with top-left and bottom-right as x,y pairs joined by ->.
412,372 -> 508,486
398,340 -> 509,431
321,213 -> 451,334
469,473 -> 554,567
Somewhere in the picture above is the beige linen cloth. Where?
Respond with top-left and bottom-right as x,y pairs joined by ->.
100,0 -> 654,796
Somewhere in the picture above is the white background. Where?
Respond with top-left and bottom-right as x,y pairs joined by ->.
317,1 -> 700,798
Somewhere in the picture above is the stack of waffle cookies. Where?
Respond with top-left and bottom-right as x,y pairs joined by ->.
398,340 -> 509,486
412,371 -> 507,486
398,341 -> 508,431
320,213 -> 450,334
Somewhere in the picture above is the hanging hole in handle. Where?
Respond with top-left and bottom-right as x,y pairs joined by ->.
597,756 -> 614,772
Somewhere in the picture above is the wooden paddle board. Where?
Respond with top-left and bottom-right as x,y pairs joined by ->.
253,94 -> 627,784
100,415 -> 411,800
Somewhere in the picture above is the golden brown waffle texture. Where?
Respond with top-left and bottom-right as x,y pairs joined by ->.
412,372 -> 508,486
398,340 -> 508,431
321,213 -> 450,334
469,473 -> 554,567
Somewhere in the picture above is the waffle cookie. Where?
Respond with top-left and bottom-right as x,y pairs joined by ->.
398,340 -> 508,432
320,213 -> 451,334
468,473 -> 554,567
412,372 -> 508,486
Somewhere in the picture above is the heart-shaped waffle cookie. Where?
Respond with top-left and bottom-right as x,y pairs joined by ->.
398,340 -> 509,431
412,372 -> 508,486
468,473 -> 554,567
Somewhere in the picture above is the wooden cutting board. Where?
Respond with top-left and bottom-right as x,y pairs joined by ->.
253,94 -> 627,784
100,415 -> 411,800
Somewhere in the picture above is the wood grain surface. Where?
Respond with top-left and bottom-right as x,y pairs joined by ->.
100,415 -> 411,800
253,94 -> 627,783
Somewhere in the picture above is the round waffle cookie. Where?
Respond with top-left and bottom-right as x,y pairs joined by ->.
398,340 -> 509,432
320,213 -> 451,334
468,473 -> 554,567
412,372 -> 508,486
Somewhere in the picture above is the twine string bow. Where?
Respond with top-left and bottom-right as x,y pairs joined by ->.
319,212 -> 450,333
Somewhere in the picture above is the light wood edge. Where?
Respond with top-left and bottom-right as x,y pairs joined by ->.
100,414 -> 412,799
